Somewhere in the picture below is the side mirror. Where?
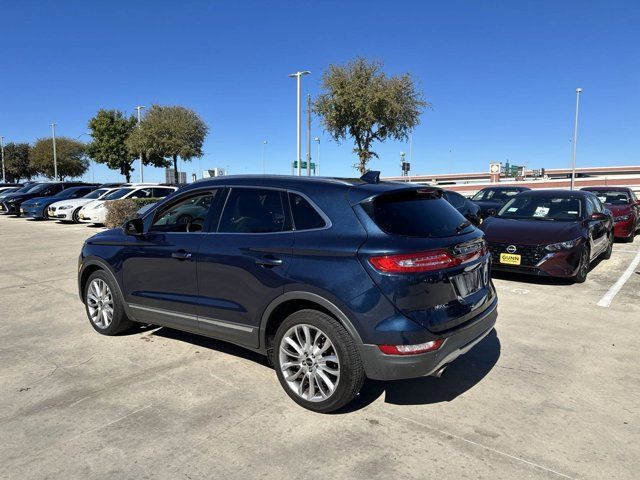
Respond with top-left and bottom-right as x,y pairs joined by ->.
486,208 -> 497,217
590,212 -> 607,221
123,217 -> 144,236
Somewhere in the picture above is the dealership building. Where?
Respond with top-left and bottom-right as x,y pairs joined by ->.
383,165 -> 640,196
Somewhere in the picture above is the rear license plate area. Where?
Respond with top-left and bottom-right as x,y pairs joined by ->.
452,261 -> 489,298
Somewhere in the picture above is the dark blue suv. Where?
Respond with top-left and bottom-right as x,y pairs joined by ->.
78,174 -> 498,412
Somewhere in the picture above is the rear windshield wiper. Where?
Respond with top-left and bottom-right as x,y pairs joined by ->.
456,220 -> 472,232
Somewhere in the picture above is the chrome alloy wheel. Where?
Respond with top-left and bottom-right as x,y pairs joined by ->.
86,279 -> 114,329
279,324 -> 340,402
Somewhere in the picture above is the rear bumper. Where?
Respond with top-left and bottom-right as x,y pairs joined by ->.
359,300 -> 497,381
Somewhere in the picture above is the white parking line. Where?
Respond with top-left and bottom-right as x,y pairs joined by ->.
597,248 -> 640,308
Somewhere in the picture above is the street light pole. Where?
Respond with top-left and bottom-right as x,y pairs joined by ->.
51,123 -> 58,180
314,137 -> 320,176
135,106 -> 145,182
0,136 -> 5,183
262,140 -> 268,174
570,88 -> 583,190
288,70 -> 310,176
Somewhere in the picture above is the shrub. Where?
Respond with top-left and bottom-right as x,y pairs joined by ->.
104,198 -> 158,229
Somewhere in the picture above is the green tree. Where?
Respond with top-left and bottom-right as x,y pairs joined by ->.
30,137 -> 89,180
3,142 -> 35,182
314,57 -> 429,174
126,105 -> 208,184
87,109 -> 138,182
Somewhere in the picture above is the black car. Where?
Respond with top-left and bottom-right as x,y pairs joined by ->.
0,182 -> 88,216
442,190 -> 482,226
78,173 -> 498,413
471,186 -> 531,218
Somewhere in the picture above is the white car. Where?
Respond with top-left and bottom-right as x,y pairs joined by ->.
47,187 -> 119,223
78,185 -> 178,225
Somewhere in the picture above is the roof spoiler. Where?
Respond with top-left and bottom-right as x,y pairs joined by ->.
360,170 -> 381,184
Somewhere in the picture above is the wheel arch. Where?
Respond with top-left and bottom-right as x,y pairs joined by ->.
78,258 -> 122,303
259,292 -> 363,354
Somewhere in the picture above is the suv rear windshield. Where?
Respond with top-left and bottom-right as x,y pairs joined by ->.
363,189 -> 472,237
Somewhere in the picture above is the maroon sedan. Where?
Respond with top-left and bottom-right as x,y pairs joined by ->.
581,187 -> 640,242
480,190 -> 613,283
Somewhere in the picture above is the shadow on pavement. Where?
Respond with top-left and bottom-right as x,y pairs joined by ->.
151,327 -> 271,368
336,329 -> 501,413
147,325 -> 501,413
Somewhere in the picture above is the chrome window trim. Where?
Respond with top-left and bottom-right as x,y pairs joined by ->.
286,189 -> 332,232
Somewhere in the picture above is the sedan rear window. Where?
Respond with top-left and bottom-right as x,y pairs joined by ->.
363,189 -> 471,237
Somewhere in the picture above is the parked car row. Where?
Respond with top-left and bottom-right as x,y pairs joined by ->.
0,181 -> 178,225
5,174 -> 637,413
470,185 -> 640,282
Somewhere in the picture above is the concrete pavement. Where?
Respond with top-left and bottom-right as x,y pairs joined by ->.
1,215 -> 638,479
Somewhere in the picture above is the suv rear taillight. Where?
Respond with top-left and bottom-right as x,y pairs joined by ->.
378,339 -> 445,355
369,246 -> 486,274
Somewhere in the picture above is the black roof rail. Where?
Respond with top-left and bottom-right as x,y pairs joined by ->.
360,170 -> 381,184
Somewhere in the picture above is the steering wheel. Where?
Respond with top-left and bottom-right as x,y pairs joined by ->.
186,217 -> 204,233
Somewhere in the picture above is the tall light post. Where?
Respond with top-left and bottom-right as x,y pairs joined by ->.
135,106 -> 145,182
51,123 -> 58,180
288,70 -> 310,176
570,88 -> 583,190
314,137 -> 320,176
0,136 -> 5,183
262,140 -> 268,174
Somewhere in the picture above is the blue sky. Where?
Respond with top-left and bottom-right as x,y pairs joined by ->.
1,0 -> 639,183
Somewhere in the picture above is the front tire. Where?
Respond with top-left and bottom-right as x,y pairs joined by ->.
572,246 -> 590,283
601,233 -> 613,259
273,309 -> 365,413
84,270 -> 134,335
72,208 -> 82,223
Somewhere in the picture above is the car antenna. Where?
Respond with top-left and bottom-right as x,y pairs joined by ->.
360,171 -> 381,184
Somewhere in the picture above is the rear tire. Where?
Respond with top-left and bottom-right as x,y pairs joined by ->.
572,246 -> 590,283
273,309 -> 365,413
84,270 -> 134,335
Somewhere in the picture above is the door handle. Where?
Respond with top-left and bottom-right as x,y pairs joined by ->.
171,250 -> 192,260
255,256 -> 283,267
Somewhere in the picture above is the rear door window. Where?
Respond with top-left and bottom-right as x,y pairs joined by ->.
289,193 -> 326,230
363,189 -> 471,237
218,188 -> 288,233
